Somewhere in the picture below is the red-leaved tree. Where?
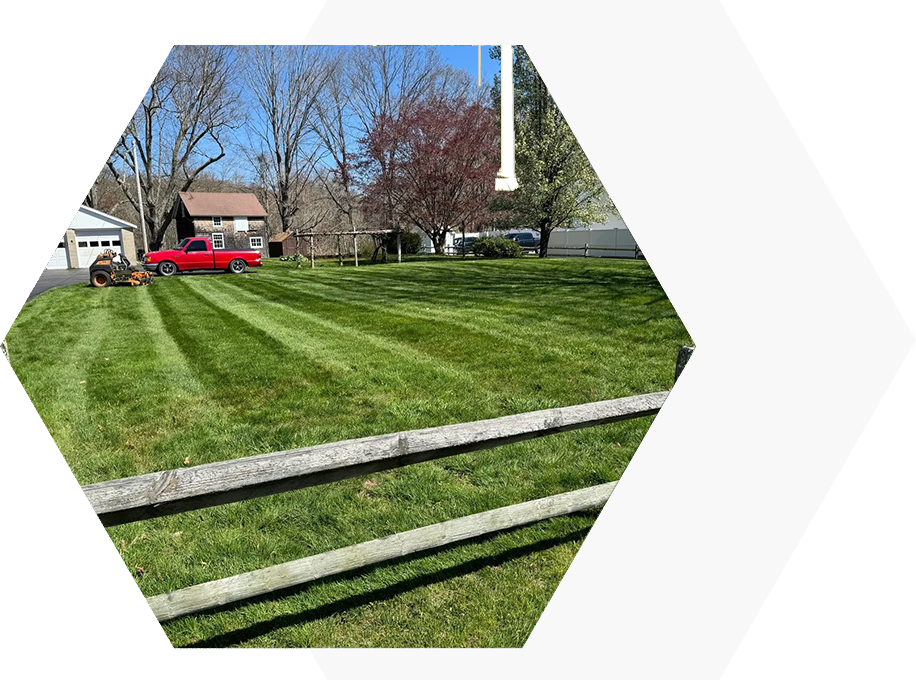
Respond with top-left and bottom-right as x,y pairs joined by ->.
361,100 -> 499,254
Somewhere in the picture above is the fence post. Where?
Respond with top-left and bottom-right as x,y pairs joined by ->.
397,233 -> 402,263
337,236 -> 343,267
353,233 -> 359,267
309,234 -> 315,269
584,243 -> 589,258
674,345 -> 694,383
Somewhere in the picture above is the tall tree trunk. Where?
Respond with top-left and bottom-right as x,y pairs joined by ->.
538,220 -> 552,258
433,231 -> 447,255
539,236 -> 550,258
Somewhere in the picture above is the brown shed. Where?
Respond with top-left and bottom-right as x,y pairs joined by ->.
268,231 -> 314,258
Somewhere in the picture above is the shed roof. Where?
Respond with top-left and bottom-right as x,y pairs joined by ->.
269,232 -> 292,242
178,192 -> 267,218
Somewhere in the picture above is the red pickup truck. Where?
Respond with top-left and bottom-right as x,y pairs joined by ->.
143,237 -> 262,276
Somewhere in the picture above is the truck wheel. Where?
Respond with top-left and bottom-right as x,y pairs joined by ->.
90,271 -> 112,288
157,261 -> 178,276
228,259 -> 247,274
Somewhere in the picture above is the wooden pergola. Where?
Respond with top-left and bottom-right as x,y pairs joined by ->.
287,228 -> 400,268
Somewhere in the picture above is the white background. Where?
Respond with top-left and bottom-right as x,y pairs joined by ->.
305,0 -> 916,680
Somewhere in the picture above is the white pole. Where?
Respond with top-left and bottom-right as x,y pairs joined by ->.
132,142 -> 149,254
495,45 -> 518,191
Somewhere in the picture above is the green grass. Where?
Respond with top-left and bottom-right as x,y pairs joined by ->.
8,256 -> 690,647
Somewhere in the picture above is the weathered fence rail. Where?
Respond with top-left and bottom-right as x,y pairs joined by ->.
148,482 -> 618,622
84,392 -> 667,527
84,385 -> 680,622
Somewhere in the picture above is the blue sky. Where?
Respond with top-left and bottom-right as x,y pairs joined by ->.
436,45 -> 501,88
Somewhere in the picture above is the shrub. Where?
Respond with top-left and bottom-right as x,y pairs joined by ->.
278,253 -> 305,268
357,239 -> 378,260
384,231 -> 422,255
472,236 -> 523,258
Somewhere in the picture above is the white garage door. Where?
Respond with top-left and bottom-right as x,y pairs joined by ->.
46,240 -> 69,269
76,232 -> 123,267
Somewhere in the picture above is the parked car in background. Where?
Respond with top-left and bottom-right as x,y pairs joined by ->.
503,231 -> 541,252
454,237 -> 478,254
143,237 -> 262,276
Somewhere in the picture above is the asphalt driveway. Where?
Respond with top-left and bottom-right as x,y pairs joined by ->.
27,268 -> 89,303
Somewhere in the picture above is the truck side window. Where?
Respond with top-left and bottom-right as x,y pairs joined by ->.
186,240 -> 208,252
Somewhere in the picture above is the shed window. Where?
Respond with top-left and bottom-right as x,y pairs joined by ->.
212,216 -> 222,228
211,233 -> 225,249
234,216 -> 249,232
249,236 -> 263,249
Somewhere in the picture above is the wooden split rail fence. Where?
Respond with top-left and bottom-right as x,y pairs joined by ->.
83,390 -> 672,622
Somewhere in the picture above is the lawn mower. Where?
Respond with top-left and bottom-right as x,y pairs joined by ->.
89,251 -> 154,288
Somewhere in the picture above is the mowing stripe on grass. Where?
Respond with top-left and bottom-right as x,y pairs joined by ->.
10,289 -> 121,480
191,278 -> 509,412
97,289 -> 237,474
254,261 -> 679,353
250,274 -> 644,364
239,274 -> 648,398
201,276 -> 498,387
155,277 -> 495,454
151,279 -> 295,395
227,278 -> 584,404
251,276 -> 566,353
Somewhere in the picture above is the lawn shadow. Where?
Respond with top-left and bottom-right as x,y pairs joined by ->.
176,522 -> 594,648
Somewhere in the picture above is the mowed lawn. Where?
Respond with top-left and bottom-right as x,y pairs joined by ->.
8,256 -> 690,647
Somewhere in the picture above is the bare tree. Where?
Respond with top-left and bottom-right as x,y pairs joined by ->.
106,45 -> 242,250
243,45 -> 332,236
347,46 -> 475,231
312,51 -> 361,233
84,166 -> 131,217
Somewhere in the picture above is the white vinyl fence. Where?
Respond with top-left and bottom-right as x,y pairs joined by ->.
546,226 -> 641,259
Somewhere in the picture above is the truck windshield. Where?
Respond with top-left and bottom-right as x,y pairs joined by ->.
177,238 -> 191,249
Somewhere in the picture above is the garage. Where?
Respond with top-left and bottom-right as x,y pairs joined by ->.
75,230 -> 125,267
46,240 -> 69,269
48,206 -> 139,271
